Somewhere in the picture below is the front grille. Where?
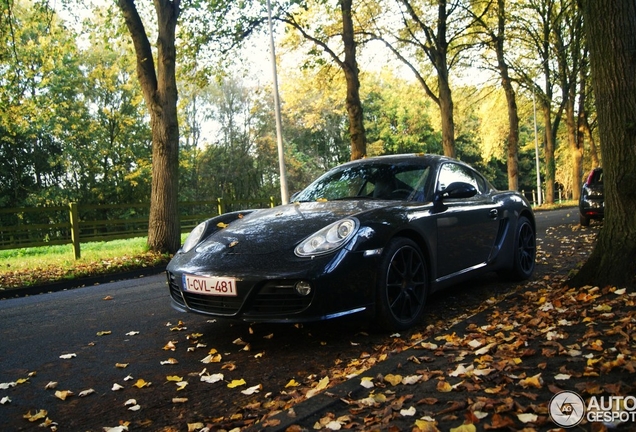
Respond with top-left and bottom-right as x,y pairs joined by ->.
246,281 -> 313,315
183,292 -> 244,314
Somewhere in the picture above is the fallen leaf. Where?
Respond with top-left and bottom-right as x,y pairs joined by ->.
0,396 -> 10,405
436,381 -> 453,392
517,413 -> 538,423
115,363 -> 129,368
96,330 -> 112,336
59,353 -> 76,359
188,423 -> 205,432
450,424 -> 476,432
133,379 -> 151,388
384,374 -> 403,386
401,406 -> 417,416
112,383 -> 124,391
166,375 -> 183,382
172,397 -> 188,403
360,377 -> 374,389
200,373 -> 224,384
160,358 -> 179,365
518,373 -> 543,389
23,409 -> 48,422
285,379 -> 301,388
227,379 -> 246,388
78,388 -> 95,397
125,331 -> 140,336
54,390 -> 73,400
241,384 -> 263,395
44,381 -> 58,390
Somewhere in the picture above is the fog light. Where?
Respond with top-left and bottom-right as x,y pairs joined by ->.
295,281 -> 312,296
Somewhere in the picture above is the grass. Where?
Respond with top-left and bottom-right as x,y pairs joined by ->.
1,202 -> 577,291
0,237 -> 178,290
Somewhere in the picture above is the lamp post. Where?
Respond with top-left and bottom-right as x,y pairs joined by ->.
532,90 -> 542,206
266,0 -> 289,204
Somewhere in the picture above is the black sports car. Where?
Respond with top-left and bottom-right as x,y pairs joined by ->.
166,154 -> 536,330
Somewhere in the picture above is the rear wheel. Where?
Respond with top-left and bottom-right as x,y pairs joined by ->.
502,216 -> 536,281
376,238 -> 428,331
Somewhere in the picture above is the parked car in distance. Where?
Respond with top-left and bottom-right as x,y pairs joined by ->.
579,167 -> 604,226
166,154 -> 536,331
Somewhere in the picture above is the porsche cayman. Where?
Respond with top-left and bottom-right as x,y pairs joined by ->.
166,154 -> 536,330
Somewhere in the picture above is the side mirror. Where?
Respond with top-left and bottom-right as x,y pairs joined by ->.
433,182 -> 478,212
439,182 -> 478,199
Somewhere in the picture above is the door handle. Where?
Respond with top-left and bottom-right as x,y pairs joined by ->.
489,209 -> 498,219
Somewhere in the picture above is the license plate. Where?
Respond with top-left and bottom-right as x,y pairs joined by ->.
182,274 -> 237,296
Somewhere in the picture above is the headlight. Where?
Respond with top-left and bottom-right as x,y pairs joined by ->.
182,221 -> 208,253
295,218 -> 359,257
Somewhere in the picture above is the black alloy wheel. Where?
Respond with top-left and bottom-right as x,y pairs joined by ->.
376,238 -> 428,331
504,216 -> 536,281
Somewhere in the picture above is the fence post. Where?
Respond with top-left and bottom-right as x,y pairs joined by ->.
269,196 -> 276,208
69,202 -> 81,259
217,198 -> 225,215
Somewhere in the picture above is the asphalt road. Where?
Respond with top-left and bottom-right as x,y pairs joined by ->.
0,207 -> 579,430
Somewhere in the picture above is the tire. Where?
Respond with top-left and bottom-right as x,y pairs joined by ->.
580,214 -> 590,227
376,238 -> 428,331
502,216 -> 536,281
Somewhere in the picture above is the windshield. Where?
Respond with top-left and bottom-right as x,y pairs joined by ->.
294,163 -> 431,202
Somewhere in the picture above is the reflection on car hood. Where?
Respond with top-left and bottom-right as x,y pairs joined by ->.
196,200 -> 392,255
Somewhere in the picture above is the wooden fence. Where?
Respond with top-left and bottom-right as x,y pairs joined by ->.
0,197 -> 277,259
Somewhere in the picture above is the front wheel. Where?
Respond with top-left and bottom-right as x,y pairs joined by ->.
376,238 -> 428,331
501,216 -> 536,281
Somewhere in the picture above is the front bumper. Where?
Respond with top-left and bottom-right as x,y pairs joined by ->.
166,248 -> 379,323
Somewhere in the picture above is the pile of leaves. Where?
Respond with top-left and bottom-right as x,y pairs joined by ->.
0,252 -> 170,291
265,279 -> 636,431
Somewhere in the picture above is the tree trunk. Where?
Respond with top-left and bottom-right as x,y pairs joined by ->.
438,70 -> 456,159
341,0 -> 366,160
569,0 -> 636,288
494,0 -> 519,191
118,0 -> 181,254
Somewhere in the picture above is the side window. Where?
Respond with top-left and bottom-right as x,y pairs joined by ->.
437,163 -> 480,193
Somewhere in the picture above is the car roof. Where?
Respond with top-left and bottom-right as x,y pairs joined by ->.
337,153 -> 460,168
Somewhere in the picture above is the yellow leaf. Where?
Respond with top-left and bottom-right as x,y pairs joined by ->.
415,419 -> 440,432
188,422 -> 205,431
316,198 -> 328,202
518,373 -> 542,389
54,390 -> 73,400
450,424 -> 477,432
166,376 -> 183,382
96,330 -> 111,336
285,379 -> 301,388
384,374 -> 403,386
436,380 -> 453,392
227,379 -> 246,388
133,379 -> 151,388
315,376 -> 329,390
217,222 -> 229,228
23,409 -> 48,422
176,381 -> 188,391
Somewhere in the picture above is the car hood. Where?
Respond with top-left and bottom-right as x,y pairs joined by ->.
195,200 -> 393,255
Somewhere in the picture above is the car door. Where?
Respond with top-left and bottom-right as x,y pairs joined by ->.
434,162 -> 501,279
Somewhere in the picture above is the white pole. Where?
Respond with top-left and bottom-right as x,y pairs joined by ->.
532,91 -> 542,206
266,0 -> 289,205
